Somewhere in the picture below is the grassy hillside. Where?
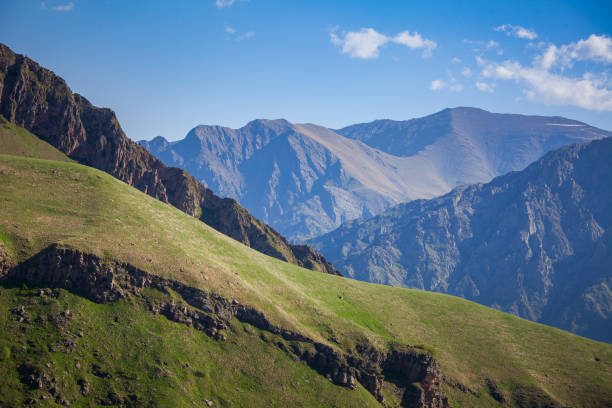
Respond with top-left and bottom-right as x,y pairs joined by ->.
0,115 -> 71,162
0,150 -> 611,407
0,285 -> 379,407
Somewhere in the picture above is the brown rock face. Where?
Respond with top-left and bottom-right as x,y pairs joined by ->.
0,43 -> 339,276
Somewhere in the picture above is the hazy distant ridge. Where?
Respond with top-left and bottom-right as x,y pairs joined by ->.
141,107 -> 609,241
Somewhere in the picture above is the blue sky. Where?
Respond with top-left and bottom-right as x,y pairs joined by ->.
1,0 -> 611,140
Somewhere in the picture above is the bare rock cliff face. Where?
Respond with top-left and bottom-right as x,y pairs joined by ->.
0,43 -> 339,276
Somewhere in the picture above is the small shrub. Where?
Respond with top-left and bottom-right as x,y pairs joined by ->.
1,345 -> 10,361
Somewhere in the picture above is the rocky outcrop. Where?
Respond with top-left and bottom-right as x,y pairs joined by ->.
1,244 -> 447,407
383,348 -> 447,407
0,42 -> 339,276
311,136 -> 612,342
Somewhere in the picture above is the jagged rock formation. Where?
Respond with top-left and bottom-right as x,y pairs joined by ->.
310,137 -> 612,342
141,109 -> 609,241
0,42 -> 338,276
0,244 -> 449,408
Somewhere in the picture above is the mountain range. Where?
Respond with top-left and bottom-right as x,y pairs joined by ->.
141,108 -> 610,241
310,136 -> 612,342
0,42 -> 338,276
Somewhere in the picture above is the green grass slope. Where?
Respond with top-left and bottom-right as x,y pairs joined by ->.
0,285 -> 379,408
0,115 -> 71,162
0,153 -> 611,407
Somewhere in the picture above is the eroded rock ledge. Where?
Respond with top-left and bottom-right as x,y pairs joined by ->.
0,244 -> 449,408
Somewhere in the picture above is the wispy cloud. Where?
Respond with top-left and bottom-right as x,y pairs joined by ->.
494,24 -> 537,40
52,2 -> 74,11
430,79 -> 446,91
451,57 -> 461,64
393,31 -> 437,57
331,28 -> 436,59
462,67 -> 472,77
463,38 -> 503,57
481,34 -> 612,111
236,31 -> 255,41
450,83 -> 464,92
475,81 -> 495,93
430,77 -> 463,92
224,26 -> 255,41
216,0 -> 235,8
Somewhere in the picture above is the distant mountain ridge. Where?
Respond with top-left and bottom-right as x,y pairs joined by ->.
309,136 -> 612,342
142,108 -> 610,241
0,42 -> 339,276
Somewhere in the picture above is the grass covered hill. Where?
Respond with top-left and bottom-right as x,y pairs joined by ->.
0,122 -> 611,407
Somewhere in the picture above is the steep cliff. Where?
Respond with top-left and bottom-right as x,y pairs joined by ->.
0,42 -> 339,276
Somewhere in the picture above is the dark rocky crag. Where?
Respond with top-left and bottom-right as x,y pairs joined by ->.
0,42 -> 339,276
0,244 -> 449,408
311,137 -> 612,342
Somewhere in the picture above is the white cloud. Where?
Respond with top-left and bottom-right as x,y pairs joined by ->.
486,40 -> 499,49
225,26 -> 236,34
482,60 -> 612,111
462,67 -> 472,77
450,83 -> 464,92
331,28 -> 389,59
537,34 -> 612,69
392,31 -> 437,57
494,24 -> 537,40
430,79 -> 446,90
570,34 -> 612,63
535,44 -> 558,70
216,0 -> 235,8
476,81 -> 495,92
466,33 -> 612,111
451,57 -> 461,64
52,2 -> 74,11
331,28 -> 436,59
